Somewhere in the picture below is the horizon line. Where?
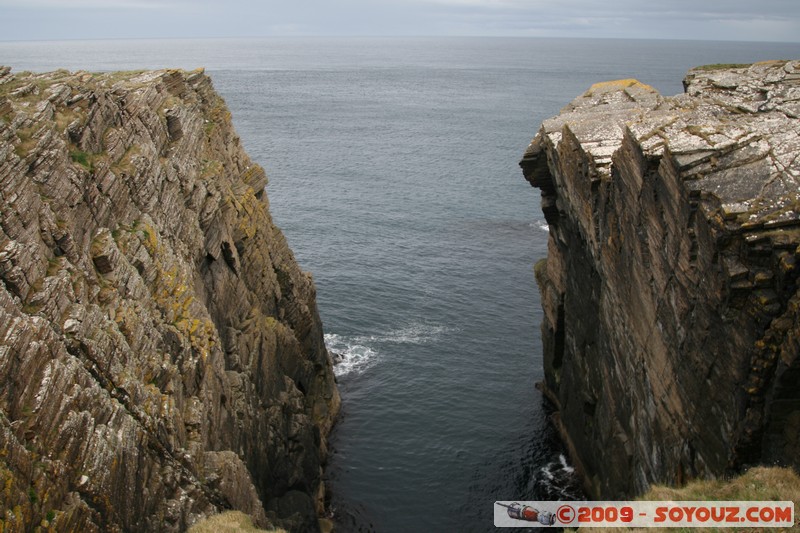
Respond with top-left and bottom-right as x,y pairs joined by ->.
2,35 -> 800,45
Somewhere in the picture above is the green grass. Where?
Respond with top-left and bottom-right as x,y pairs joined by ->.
694,63 -> 752,71
69,150 -> 92,170
574,467 -> 800,532
642,466 -> 800,503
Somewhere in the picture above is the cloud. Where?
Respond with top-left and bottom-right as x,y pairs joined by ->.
416,0 -> 519,6
0,0 -> 798,41
0,0 -> 179,9
397,0 -> 800,40
411,0 -> 800,22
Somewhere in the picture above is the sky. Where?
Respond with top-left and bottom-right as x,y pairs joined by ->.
0,0 -> 798,42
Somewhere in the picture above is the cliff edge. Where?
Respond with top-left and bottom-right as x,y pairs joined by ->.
0,67 -> 339,532
521,61 -> 800,497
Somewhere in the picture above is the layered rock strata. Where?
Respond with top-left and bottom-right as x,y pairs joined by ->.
521,61 -> 800,497
0,67 -> 340,532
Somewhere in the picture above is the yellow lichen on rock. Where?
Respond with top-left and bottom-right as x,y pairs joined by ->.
585,78 -> 657,97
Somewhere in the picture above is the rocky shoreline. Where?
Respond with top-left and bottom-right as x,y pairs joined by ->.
0,67 -> 339,532
521,61 -> 800,497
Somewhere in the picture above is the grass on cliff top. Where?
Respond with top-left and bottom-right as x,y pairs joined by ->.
642,466 -> 800,503
695,59 -> 791,72
187,511 -> 286,533
573,466 -> 800,532
693,63 -> 753,71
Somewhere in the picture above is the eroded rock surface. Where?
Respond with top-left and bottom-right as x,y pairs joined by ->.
521,61 -> 800,497
0,67 -> 340,532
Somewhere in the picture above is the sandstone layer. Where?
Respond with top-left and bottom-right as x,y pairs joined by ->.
521,61 -> 800,497
0,67 -> 340,532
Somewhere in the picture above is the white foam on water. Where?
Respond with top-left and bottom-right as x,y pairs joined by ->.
534,220 -> 549,232
325,333 -> 378,378
534,453 -> 583,501
358,323 -> 451,345
559,453 -> 574,473
325,322 -> 451,377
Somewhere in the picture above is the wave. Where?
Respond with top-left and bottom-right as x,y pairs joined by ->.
533,219 -> 549,232
534,453 -> 583,501
325,322 -> 452,378
325,333 -> 378,378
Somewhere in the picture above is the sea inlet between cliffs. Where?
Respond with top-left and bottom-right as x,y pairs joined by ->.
4,37 -> 799,532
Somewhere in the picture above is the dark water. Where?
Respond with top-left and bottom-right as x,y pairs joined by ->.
3,37 -> 799,532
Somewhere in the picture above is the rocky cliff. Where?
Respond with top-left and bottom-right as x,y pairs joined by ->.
0,67 -> 340,532
521,61 -> 800,497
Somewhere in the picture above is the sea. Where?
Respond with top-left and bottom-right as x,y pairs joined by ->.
2,37 -> 799,532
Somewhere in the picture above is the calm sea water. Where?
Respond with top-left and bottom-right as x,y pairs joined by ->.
3,37 -> 799,532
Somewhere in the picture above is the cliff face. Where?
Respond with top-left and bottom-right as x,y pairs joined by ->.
0,67 -> 339,532
521,61 -> 800,498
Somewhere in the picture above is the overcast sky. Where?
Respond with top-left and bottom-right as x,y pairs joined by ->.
1,0 -> 798,42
